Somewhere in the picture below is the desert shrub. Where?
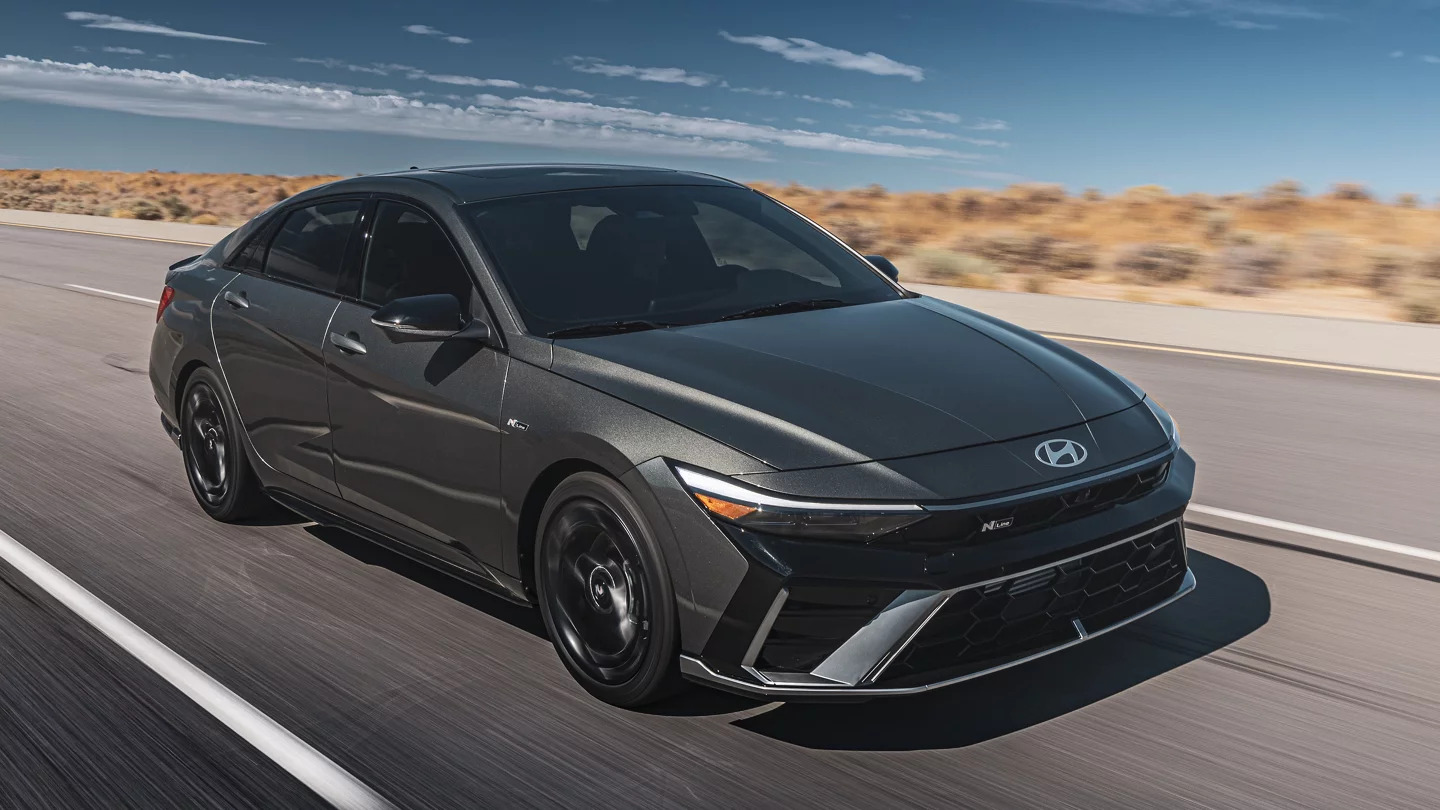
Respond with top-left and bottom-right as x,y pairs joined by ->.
1364,246 -> 1415,294
1022,274 -> 1052,294
1329,182 -> 1372,201
1396,279 -> 1440,323
954,191 -> 986,219
1043,240 -> 1099,278
190,213 -> 221,225
825,217 -> 883,252
1227,230 -> 1260,246
124,199 -> 164,221
1396,193 -> 1421,209
908,248 -> 998,284
856,183 -> 888,199
1418,249 -> 1440,280
1255,179 -> 1304,210
111,208 -> 137,219
1204,211 -> 1232,244
158,194 -> 191,220
271,186 -> 290,202
1294,230 -> 1348,280
1081,188 -> 1104,202
1113,243 -> 1206,284
999,183 -> 1066,214
1213,238 -> 1289,295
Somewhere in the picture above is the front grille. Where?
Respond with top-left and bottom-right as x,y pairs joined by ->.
895,460 -> 1171,549
755,583 -> 902,672
877,522 -> 1187,686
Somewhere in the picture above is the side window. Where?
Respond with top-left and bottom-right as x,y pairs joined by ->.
360,201 -> 474,312
263,200 -> 362,292
692,202 -> 840,287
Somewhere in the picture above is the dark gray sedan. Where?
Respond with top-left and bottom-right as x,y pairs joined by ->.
150,164 -> 1193,706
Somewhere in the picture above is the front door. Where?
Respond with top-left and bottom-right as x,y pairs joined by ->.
211,199 -> 363,494
324,200 -> 509,568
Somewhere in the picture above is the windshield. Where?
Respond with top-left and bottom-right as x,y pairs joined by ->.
465,185 -> 903,337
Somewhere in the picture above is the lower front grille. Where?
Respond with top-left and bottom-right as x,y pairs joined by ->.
878,521 -> 1187,686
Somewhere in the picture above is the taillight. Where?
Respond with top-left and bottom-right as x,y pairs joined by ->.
157,285 -> 176,322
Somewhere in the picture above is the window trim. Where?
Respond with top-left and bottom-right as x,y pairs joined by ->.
223,194 -> 370,299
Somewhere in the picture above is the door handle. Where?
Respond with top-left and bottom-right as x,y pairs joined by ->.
223,290 -> 249,309
329,332 -> 367,355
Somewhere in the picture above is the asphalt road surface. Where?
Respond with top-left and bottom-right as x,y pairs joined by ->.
1,223 -> 1438,809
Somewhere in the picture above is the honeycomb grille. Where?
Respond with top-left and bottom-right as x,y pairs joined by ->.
878,522 -> 1187,685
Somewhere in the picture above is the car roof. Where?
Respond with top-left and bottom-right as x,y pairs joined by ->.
316,163 -> 744,204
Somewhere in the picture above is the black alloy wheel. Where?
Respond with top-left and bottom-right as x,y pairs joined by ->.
536,473 -> 681,707
179,368 -> 270,522
184,381 -> 230,507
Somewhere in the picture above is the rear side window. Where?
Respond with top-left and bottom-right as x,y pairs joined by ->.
360,201 -> 473,311
263,200 -> 362,292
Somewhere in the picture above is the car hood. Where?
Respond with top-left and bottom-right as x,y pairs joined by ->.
548,296 -> 1141,471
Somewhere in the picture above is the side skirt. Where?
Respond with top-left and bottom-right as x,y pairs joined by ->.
266,488 -> 533,607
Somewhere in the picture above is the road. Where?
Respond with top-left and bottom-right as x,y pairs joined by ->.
1,223 -> 1438,808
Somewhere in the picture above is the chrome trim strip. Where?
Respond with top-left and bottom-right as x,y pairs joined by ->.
1073,618 -> 1088,639
680,568 -> 1195,699
807,589 -> 948,686
676,466 -> 925,513
740,588 -> 790,670
919,442 -> 1178,512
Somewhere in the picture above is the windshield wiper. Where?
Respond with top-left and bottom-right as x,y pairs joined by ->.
717,298 -> 848,322
547,320 -> 676,339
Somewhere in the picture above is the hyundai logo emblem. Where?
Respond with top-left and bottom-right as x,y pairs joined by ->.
1035,438 -> 1088,468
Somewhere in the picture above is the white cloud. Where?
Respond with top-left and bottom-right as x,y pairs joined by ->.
890,108 -> 962,124
567,57 -> 715,86
1390,50 -> 1405,58
1218,18 -> 1277,29
857,124 -> 1009,147
101,46 -> 144,55
403,24 -> 470,45
471,93 -> 983,160
795,117 -> 818,124
968,118 -> 1010,131
1422,55 -> 1440,63
1024,0 -> 1333,22
799,94 -> 854,108
531,85 -> 596,99
294,57 -> 389,76
64,12 -> 264,44
423,74 -> 523,88
719,31 -> 925,81
728,85 -> 788,98
0,56 -> 982,164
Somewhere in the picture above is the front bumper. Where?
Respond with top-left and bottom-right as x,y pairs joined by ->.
681,544 -> 1194,700
661,447 -> 1196,700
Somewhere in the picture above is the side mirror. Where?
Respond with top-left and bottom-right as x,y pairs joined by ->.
371,294 -> 490,343
865,254 -> 901,282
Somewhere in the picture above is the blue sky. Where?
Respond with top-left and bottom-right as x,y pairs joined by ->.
2,1 -> 1439,195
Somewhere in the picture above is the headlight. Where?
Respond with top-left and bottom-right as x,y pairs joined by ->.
1144,396 -> 1178,442
674,466 -> 930,541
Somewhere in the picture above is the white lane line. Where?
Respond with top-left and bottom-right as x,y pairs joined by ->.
64,284 -> 160,305
0,528 -> 394,810
1188,504 -> 1440,565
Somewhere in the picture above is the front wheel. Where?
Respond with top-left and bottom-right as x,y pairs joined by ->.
535,472 -> 683,707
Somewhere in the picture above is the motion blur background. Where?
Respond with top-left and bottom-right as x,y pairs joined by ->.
1,2 -> 1439,808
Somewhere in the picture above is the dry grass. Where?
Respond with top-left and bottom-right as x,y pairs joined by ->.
754,179 -> 1440,323
0,168 -> 343,225
4,170 -> 1439,322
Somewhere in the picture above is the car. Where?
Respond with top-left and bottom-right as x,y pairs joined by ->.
150,163 -> 1194,707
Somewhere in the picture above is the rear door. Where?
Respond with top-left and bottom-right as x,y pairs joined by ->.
211,198 -> 364,495
324,199 -> 509,568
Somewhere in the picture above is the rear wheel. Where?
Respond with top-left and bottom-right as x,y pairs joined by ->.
180,368 -> 270,522
535,472 -> 682,707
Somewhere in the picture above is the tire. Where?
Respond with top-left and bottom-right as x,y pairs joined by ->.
179,368 -> 271,522
535,472 -> 683,707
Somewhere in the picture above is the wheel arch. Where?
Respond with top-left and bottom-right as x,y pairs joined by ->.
514,458 -> 610,599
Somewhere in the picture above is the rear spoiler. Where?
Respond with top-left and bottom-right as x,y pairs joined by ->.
168,254 -> 201,271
